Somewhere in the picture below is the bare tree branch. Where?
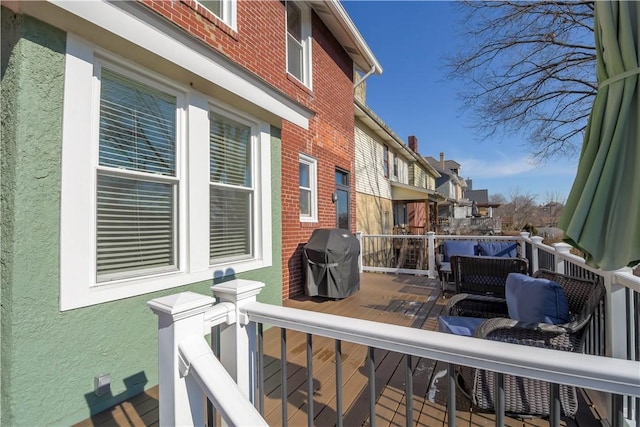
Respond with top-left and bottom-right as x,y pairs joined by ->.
445,1 -> 596,161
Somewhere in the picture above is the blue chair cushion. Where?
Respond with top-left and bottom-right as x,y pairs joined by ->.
442,240 -> 477,262
438,316 -> 485,336
506,273 -> 571,324
478,241 -> 517,257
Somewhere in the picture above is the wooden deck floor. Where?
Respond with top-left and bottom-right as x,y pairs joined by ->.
74,273 -> 603,427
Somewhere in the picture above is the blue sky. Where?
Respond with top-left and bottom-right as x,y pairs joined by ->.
342,1 -> 581,204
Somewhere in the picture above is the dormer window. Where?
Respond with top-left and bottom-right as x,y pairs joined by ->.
286,1 -> 311,87
198,0 -> 237,29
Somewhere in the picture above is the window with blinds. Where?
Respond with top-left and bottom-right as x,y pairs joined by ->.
210,112 -> 253,262
96,69 -> 178,281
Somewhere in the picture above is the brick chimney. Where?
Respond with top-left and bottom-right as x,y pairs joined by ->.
440,152 -> 445,168
408,135 -> 418,153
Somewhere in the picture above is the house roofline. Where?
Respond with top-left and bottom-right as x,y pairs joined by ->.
310,0 -> 383,75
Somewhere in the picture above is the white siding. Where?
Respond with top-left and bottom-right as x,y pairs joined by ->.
355,124 -> 392,199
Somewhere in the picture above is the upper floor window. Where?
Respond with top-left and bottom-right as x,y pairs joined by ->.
383,145 -> 389,178
299,153 -> 317,222
393,155 -> 399,178
286,1 -> 311,87
197,0 -> 237,29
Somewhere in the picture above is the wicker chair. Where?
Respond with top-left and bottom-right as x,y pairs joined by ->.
444,269 -> 606,417
450,255 -> 529,298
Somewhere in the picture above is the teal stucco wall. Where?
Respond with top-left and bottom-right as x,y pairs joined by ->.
0,9 -> 283,426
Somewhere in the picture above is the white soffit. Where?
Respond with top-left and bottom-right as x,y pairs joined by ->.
310,0 -> 382,74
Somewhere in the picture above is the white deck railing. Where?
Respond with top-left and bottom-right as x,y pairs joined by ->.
148,232 -> 640,427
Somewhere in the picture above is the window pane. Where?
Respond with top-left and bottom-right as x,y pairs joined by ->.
210,187 -> 251,261
96,174 -> 176,280
210,113 -> 252,187
299,162 -> 310,187
286,2 -> 301,41
335,170 -> 349,186
99,69 -> 176,176
200,0 -> 221,17
287,35 -> 303,81
300,188 -> 311,216
336,189 -> 349,229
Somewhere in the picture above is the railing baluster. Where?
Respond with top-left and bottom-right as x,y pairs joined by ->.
281,328 -> 288,427
208,325 -> 220,427
447,363 -> 455,427
549,383 -> 560,427
405,355 -> 413,427
307,333 -> 313,427
494,372 -> 504,427
335,339 -> 343,427
258,323 -> 264,416
368,346 -> 376,427
634,289 -> 640,425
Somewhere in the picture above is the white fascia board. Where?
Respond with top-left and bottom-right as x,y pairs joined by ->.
47,0 -> 311,129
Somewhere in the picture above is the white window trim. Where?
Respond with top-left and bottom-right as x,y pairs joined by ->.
286,1 -> 312,89
195,0 -> 237,31
299,153 -> 317,222
60,35 -> 272,310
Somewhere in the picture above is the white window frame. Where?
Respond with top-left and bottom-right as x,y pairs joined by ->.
60,35 -> 271,310
286,1 -> 312,88
196,0 -> 237,30
299,153 -> 317,222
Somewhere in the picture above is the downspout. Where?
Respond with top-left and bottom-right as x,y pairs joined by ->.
354,65 -> 377,89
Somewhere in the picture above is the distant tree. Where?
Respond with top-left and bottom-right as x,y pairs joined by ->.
489,193 -> 506,205
495,187 -> 538,230
540,191 -> 565,227
446,1 -> 596,161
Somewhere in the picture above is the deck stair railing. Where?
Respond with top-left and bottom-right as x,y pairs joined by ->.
149,277 -> 639,427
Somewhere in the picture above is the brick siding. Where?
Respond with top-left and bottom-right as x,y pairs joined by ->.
141,0 -> 356,299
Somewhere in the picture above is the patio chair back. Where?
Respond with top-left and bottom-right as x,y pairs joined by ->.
454,269 -> 606,417
451,255 -> 529,297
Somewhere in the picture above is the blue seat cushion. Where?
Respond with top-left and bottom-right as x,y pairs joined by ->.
442,240 -> 477,262
438,316 -> 485,336
478,241 -> 517,257
506,273 -> 571,324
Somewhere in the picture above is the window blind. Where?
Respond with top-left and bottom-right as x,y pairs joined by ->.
97,69 -> 178,281
209,113 -> 253,261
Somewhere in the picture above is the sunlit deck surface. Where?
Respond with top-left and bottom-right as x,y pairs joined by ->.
74,273 -> 604,427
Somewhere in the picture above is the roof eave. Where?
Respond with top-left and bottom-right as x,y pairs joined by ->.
309,0 -> 382,74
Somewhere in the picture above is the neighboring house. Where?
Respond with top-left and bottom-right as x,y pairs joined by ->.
1,1 -> 378,424
465,180 -> 501,218
354,97 -> 442,235
426,153 -> 471,219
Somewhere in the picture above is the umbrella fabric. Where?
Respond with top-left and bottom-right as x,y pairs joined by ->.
559,0 -> 639,271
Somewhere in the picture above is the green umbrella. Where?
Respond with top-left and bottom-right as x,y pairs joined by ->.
559,0 -> 639,271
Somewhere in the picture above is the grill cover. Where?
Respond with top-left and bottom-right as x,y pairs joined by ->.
303,228 -> 360,298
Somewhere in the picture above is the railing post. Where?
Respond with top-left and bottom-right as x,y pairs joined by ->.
530,236 -> 544,272
148,292 -> 216,426
356,231 -> 364,273
602,269 -> 633,427
519,232 -> 530,259
552,243 -> 572,274
212,280 -> 265,402
427,231 -> 436,279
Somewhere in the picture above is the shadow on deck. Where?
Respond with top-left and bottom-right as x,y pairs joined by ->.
74,273 -> 604,427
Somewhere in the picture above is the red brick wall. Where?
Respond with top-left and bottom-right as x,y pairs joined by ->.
141,0 -> 356,299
